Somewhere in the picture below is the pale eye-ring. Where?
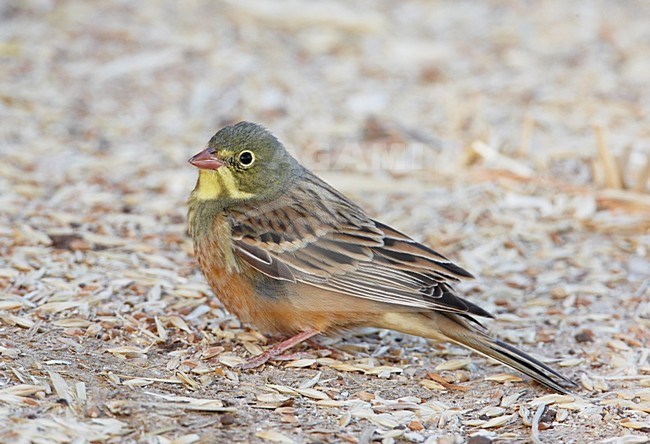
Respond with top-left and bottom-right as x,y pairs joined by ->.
238,150 -> 255,167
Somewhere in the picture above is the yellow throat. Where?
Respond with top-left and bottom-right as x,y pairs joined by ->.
193,168 -> 255,200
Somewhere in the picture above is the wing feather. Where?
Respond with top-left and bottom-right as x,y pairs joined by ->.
228,173 -> 490,318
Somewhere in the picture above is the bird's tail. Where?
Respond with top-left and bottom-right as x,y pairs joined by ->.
380,312 -> 577,394
439,314 -> 577,394
450,330 -> 576,394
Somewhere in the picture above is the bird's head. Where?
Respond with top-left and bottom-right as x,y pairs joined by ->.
188,122 -> 300,208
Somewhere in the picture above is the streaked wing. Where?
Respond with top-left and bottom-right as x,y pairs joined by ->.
229,173 -> 491,318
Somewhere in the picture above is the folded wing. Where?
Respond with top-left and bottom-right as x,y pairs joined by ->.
229,173 -> 491,319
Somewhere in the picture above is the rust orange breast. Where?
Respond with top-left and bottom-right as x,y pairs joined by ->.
193,231 -> 302,334
189,207 -> 381,335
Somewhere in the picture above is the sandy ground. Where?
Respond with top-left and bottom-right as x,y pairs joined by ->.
1,1 -> 649,443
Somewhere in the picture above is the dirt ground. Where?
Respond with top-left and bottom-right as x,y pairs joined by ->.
1,1 -> 649,443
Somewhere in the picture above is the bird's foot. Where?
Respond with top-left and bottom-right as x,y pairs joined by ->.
271,351 -> 315,361
306,339 -> 347,360
240,351 -> 276,369
240,329 -> 320,369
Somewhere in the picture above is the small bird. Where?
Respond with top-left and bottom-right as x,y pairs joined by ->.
187,121 -> 575,393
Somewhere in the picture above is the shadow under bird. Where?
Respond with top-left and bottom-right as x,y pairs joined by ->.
187,121 -> 576,393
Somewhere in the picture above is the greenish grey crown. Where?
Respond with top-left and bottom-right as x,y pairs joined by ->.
206,121 -> 303,205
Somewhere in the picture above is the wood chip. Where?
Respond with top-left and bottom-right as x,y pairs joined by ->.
294,388 -> 329,400
481,414 -> 515,429
529,394 -> 574,407
255,430 -> 294,443
619,419 -> 650,430
218,355 -> 246,368
485,373 -> 524,384
48,371 -> 73,405
420,379 -> 447,391
435,358 -> 472,371
105,346 -> 149,360
530,404 -> 545,444
284,359 -> 317,368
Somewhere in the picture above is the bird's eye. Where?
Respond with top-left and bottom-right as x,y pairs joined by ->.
238,150 -> 255,167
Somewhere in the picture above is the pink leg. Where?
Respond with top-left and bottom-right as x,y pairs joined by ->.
271,340 -> 345,361
271,351 -> 315,361
241,329 -> 320,369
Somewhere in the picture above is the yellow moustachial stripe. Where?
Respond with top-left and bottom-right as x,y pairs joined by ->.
194,168 -> 255,200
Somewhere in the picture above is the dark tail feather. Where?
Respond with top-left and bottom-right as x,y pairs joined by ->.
449,330 -> 577,394
487,338 -> 576,394
381,312 -> 576,393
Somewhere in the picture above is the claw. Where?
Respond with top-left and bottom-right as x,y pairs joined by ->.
239,329 -> 320,370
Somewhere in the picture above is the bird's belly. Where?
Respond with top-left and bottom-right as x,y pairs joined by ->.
195,250 -> 313,334
197,254 -> 384,335
194,234 -> 397,335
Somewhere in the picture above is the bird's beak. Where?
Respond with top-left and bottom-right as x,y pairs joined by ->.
188,149 -> 223,170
